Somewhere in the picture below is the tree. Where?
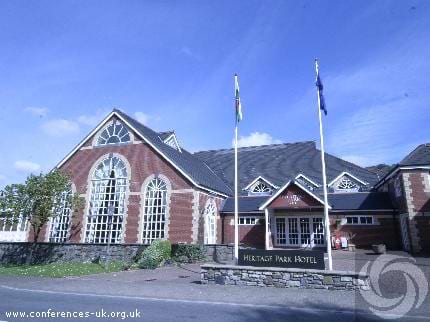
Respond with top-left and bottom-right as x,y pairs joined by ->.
0,170 -> 84,243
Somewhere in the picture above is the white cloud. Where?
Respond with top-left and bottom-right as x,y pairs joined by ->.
134,112 -> 150,125
234,132 -> 282,148
14,160 -> 41,173
41,119 -> 80,137
180,46 -> 201,60
24,107 -> 48,117
77,109 -> 110,126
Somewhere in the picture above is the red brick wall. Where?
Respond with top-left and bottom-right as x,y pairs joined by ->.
46,117 -> 201,244
331,214 -> 401,249
405,171 -> 430,213
221,214 -> 265,248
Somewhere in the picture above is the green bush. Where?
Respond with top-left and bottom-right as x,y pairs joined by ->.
138,240 -> 171,269
172,244 -> 205,263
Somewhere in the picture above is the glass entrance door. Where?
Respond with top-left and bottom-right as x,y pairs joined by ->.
274,216 -> 325,247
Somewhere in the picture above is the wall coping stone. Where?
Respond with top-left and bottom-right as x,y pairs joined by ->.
201,263 -> 368,278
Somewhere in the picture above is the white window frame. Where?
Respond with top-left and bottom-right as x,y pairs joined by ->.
48,188 -> 73,243
345,215 -> 374,225
0,213 -> 28,242
96,121 -> 131,146
204,199 -> 217,244
142,177 -> 169,244
238,216 -> 260,225
274,215 -> 325,248
85,156 -> 128,244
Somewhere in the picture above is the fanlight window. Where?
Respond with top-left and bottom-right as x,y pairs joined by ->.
48,187 -> 72,243
204,200 -> 217,244
142,177 -> 168,244
250,181 -> 272,195
85,156 -> 128,244
335,176 -> 359,192
96,122 -> 130,146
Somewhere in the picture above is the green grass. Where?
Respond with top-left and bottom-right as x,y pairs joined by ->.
0,262 -> 125,278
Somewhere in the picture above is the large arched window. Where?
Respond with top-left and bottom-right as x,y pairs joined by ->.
96,121 -> 130,146
48,186 -> 72,243
85,156 -> 128,244
142,177 -> 168,244
204,199 -> 217,244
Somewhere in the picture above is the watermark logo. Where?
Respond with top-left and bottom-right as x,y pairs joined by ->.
359,254 -> 428,319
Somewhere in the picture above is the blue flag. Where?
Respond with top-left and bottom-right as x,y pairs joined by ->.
316,70 -> 327,115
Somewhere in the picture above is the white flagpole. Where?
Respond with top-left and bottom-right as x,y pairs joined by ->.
315,59 -> 333,271
234,75 -> 239,262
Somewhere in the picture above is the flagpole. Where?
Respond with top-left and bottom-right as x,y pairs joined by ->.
234,75 -> 239,262
315,59 -> 333,271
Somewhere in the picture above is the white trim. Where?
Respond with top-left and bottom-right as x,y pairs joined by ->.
54,111 -> 228,198
162,133 -> 182,152
295,174 -> 320,187
328,172 -> 367,187
243,176 -> 279,191
258,180 -> 331,211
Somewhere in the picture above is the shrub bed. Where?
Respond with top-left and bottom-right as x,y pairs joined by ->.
138,240 -> 171,269
172,244 -> 205,263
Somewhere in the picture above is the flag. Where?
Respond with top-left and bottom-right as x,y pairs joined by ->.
315,65 -> 327,115
234,74 -> 243,123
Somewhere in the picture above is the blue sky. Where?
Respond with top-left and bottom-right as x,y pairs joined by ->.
1,0 -> 429,186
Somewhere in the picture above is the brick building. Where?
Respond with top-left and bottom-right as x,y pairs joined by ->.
1,110 -> 429,253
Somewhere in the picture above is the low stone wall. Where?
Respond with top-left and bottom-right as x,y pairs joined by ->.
0,242 -> 146,265
0,242 -> 235,265
202,244 -> 234,263
201,264 -> 370,291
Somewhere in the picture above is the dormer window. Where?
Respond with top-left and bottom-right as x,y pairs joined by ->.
96,121 -> 130,146
295,174 -> 319,191
329,172 -> 366,193
244,176 -> 278,196
251,181 -> 272,194
162,133 -> 181,152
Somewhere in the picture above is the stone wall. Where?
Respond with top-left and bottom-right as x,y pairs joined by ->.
202,244 -> 234,263
0,242 -> 235,266
0,242 -> 147,265
201,264 -> 370,291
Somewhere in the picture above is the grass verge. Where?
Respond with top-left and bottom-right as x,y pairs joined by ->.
0,262 -> 124,278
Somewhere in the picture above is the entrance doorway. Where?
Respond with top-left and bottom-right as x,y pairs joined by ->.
274,216 -> 325,248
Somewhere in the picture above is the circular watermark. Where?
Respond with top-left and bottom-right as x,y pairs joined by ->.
359,254 -> 428,319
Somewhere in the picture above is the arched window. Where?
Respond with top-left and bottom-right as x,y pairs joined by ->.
48,186 -> 72,243
85,156 -> 128,244
204,200 -> 217,244
96,121 -> 130,146
142,177 -> 168,244
251,181 -> 272,195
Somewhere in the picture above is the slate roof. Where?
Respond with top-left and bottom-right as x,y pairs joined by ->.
114,109 -> 232,196
400,143 -> 430,166
220,192 -> 395,213
194,142 -> 379,195
327,192 -> 395,211
158,131 -> 175,141
221,196 -> 267,213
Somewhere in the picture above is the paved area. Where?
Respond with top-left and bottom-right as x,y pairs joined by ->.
0,251 -> 429,321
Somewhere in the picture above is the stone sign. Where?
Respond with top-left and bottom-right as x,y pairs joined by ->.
238,249 -> 325,270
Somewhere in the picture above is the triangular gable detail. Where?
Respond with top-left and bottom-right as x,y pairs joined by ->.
55,110 -> 228,197
259,180 -> 331,210
244,176 -> 279,191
